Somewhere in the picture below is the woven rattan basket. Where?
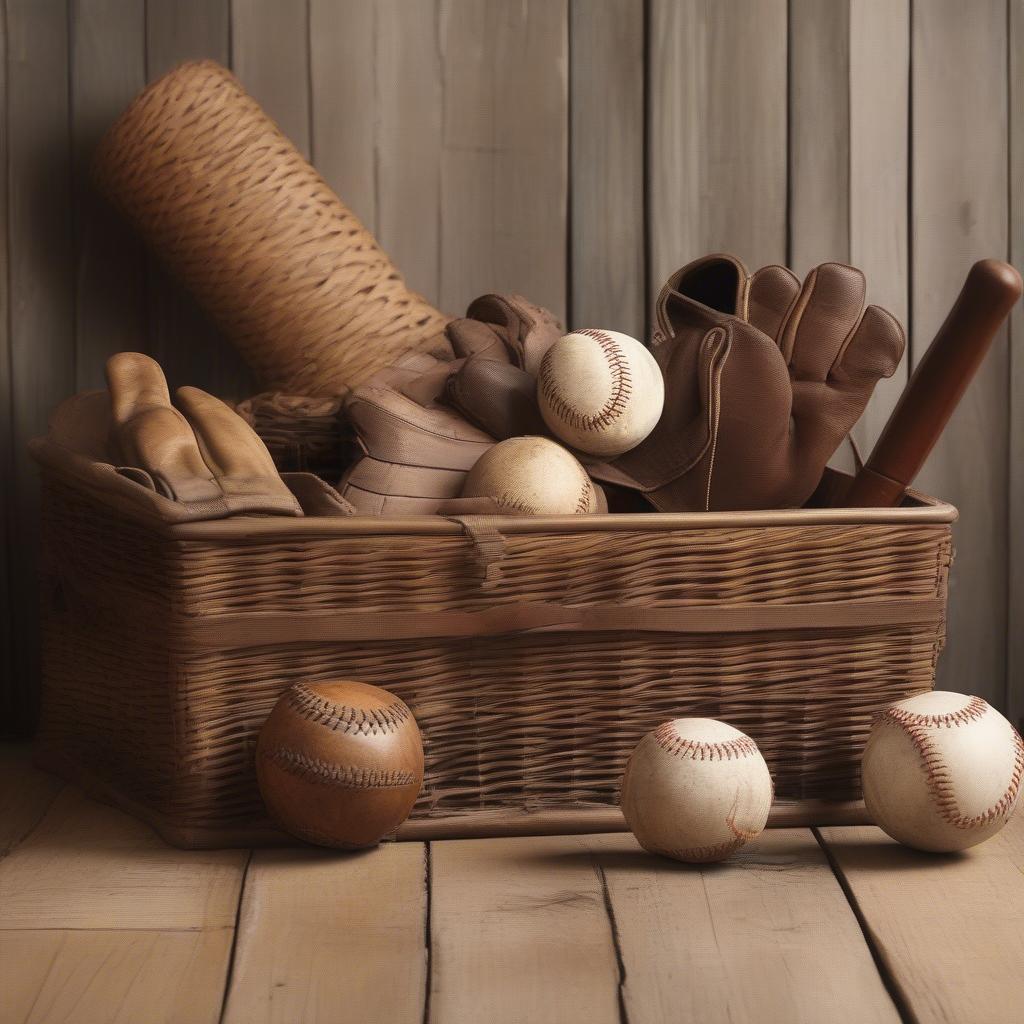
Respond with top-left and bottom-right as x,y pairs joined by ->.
30,438 -> 955,849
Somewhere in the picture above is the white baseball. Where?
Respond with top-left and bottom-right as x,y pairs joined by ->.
620,719 -> 773,863
862,691 -> 1023,852
461,436 -> 600,515
537,329 -> 664,457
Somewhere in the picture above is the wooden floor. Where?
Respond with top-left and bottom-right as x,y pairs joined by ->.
2,744 -> 1022,1024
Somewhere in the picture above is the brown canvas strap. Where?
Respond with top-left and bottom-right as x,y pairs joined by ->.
175,597 -> 945,651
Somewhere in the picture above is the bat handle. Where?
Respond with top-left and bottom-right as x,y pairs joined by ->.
844,259 -> 1023,507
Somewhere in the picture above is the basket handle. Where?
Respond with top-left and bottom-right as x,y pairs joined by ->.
445,515 -> 508,588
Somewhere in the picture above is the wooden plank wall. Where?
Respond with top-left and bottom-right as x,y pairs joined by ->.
1,0 -> 1021,732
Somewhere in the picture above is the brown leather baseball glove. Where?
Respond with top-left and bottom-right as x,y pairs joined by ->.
339,294 -> 606,515
448,254 -> 905,512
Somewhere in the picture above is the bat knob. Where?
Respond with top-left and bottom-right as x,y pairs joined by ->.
968,258 -> 1022,309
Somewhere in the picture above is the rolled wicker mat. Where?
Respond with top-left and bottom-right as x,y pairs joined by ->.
93,60 -> 452,395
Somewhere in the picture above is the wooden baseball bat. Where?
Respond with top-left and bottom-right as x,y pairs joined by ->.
843,259 -> 1022,507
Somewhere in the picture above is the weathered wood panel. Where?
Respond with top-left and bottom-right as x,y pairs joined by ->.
0,0 -> 12,735
309,0 -> 377,231
222,844 -> 426,1024
438,0 -> 569,321
600,829 -> 899,1023
820,818 -> 1024,1024
911,0 -> 1009,704
0,787 -> 247,930
0,751 -> 236,1023
230,0 -> 311,156
847,0 -> 910,449
6,0 -> 76,734
375,0 -> 443,305
70,0 -> 147,390
788,0 -> 910,454
0,928 -> 232,1024
569,0 -> 644,336
144,0 -> 255,399
788,0 -> 849,275
146,0 -> 230,79
648,0 -> 787,297
428,835 -> 620,1023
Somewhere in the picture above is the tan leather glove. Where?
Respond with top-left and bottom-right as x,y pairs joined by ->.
339,352 -> 495,515
445,293 -> 563,373
340,295 -> 605,516
105,352 -> 303,519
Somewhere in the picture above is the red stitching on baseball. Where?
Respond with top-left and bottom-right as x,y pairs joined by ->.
653,721 -> 759,761
493,492 -> 537,515
287,684 -> 410,736
574,480 -> 593,514
539,329 -> 633,431
878,699 -> 1024,830
266,747 -> 416,788
882,694 -> 989,729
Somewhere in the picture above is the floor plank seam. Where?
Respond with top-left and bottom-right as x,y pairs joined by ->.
593,854 -> 630,1024
217,846 -> 254,1024
422,841 -> 433,1024
812,828 -> 919,1024
0,925 -> 235,934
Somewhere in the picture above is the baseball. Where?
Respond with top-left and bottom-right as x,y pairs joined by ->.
537,329 -> 664,457
620,719 -> 773,863
862,691 -> 1023,852
256,680 -> 424,849
461,436 -> 601,515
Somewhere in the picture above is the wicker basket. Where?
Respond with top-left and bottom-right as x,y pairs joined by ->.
234,391 -> 356,478
30,438 -> 955,849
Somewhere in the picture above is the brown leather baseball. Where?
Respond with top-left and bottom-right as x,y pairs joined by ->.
256,681 -> 424,849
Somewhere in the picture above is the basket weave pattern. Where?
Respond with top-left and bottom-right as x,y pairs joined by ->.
36,469 -> 952,847
93,61 -> 452,395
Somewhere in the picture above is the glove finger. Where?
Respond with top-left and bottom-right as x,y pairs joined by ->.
831,304 -> 906,384
175,387 -> 279,479
447,357 -> 547,440
398,356 -> 462,406
789,307 -> 904,496
345,385 -> 493,470
746,265 -> 800,342
106,352 -> 217,503
446,318 -> 512,363
465,293 -> 563,374
780,263 -> 867,382
176,387 -> 302,515
106,351 -> 172,420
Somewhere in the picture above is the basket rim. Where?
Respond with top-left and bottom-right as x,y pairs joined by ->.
173,492 -> 957,541
30,435 -> 958,538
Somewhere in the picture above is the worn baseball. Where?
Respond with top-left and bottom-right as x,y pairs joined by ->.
256,681 -> 424,849
461,436 -> 600,515
862,691 -> 1023,852
537,329 -> 664,457
620,719 -> 773,863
